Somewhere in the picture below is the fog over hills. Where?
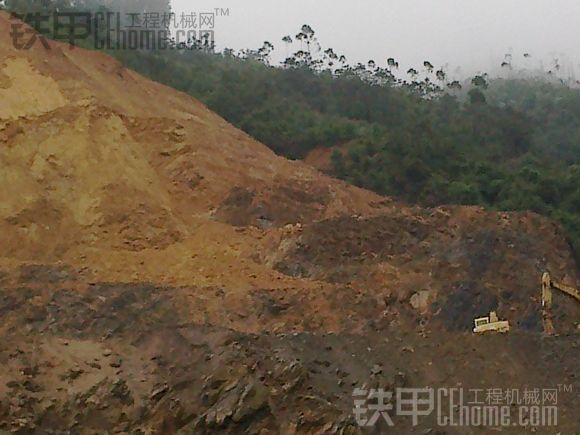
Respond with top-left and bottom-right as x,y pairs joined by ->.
172,0 -> 580,79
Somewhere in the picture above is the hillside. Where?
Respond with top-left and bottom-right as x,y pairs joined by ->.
114,36 -> 580,263
0,12 -> 578,433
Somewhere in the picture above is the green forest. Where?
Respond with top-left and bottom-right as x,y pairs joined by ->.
4,2 -> 580,262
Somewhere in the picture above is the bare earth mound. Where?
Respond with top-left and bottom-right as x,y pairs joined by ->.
0,12 -> 578,434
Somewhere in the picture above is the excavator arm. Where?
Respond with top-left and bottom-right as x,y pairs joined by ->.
542,272 -> 580,335
542,272 -> 580,307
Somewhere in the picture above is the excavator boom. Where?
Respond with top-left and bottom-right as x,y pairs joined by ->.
541,272 -> 580,335
552,281 -> 580,302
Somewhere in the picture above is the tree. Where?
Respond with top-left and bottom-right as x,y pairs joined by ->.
282,35 -> 292,60
296,24 -> 315,53
471,74 -> 489,89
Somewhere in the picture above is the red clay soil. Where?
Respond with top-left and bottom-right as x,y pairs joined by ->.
0,12 -> 578,434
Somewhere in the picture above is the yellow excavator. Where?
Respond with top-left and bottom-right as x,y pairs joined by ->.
541,272 -> 580,335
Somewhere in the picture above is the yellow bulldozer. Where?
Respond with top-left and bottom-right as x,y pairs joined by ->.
541,272 -> 580,335
473,311 -> 510,334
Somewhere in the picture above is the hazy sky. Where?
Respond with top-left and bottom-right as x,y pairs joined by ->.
171,0 -> 580,78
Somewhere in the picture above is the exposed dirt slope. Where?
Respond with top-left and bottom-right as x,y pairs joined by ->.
0,12 -> 578,434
